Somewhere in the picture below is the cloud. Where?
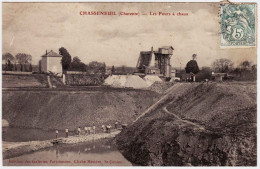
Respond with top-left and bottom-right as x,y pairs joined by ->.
2,2 -> 256,67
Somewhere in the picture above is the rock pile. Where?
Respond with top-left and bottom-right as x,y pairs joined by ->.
143,75 -> 162,87
104,75 -> 149,89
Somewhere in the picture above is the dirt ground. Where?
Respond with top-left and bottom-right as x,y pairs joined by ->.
2,89 -> 159,131
116,82 -> 257,166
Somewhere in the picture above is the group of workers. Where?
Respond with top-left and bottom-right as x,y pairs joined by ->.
55,120 -> 126,138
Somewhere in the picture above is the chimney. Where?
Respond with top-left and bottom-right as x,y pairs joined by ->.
46,50 -> 47,55
151,46 -> 153,52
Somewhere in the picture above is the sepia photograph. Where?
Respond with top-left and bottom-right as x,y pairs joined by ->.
1,0 -> 258,166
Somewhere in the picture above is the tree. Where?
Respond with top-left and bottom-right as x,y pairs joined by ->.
59,47 -> 72,71
185,54 -> 200,74
38,60 -> 42,73
111,65 -> 115,75
15,53 -> 32,72
72,56 -> 81,64
212,58 -> 234,73
69,56 -> 86,71
251,64 -> 257,73
241,61 -> 250,70
29,64 -> 33,72
121,66 -> 126,74
2,53 -> 15,64
86,61 -> 106,75
7,59 -> 13,71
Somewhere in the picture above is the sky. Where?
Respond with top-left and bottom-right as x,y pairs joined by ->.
2,2 -> 257,68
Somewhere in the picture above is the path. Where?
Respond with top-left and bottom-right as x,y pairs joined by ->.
163,106 -> 205,130
133,83 -> 184,122
134,82 -> 205,130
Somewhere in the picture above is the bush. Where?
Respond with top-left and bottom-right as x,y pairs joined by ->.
66,74 -> 104,86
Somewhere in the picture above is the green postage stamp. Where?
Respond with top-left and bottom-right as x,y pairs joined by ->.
220,3 -> 256,47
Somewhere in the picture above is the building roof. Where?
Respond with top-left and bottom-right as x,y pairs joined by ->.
160,46 -> 174,50
41,50 -> 62,58
140,51 -> 152,54
211,72 -> 227,77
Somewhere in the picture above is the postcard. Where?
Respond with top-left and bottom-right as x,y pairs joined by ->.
1,0 -> 257,166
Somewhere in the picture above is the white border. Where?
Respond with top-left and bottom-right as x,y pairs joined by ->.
0,0 -> 259,169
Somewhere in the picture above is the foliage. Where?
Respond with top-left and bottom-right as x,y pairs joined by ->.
15,53 -> 32,64
29,64 -> 33,72
229,60 -> 256,81
212,58 -> 234,73
114,66 -> 135,75
66,74 -> 104,86
2,53 -> 15,63
185,60 -> 200,74
59,47 -> 72,71
3,59 -> 14,71
195,67 -> 212,81
38,60 -> 42,73
69,56 -> 86,71
111,65 -> 115,75
241,61 -> 251,70
86,61 -> 106,75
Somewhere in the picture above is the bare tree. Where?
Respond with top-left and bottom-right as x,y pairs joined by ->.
15,53 -> 32,72
212,58 -> 234,73
240,60 -> 251,70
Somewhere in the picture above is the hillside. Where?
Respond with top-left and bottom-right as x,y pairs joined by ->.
2,74 -> 48,88
2,90 -> 158,131
116,82 -> 256,166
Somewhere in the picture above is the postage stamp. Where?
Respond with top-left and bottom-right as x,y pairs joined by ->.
220,3 -> 256,47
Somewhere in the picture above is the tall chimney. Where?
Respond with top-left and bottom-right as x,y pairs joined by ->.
151,46 -> 153,52
46,50 -> 47,55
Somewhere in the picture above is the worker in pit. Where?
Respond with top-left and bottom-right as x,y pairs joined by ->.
65,128 -> 69,138
93,126 -> 96,134
84,126 -> 88,135
78,127 -> 81,136
55,129 -> 58,139
115,120 -> 119,129
106,124 -> 112,133
102,125 -> 106,133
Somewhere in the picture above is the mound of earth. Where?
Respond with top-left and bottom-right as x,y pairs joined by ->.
104,75 -> 149,89
143,75 -> 162,87
149,81 -> 174,94
2,89 -> 158,131
116,82 -> 256,166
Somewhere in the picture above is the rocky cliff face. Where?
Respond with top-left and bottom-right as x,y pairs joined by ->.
116,82 -> 256,166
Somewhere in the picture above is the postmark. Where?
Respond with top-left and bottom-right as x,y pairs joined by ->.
220,3 -> 256,47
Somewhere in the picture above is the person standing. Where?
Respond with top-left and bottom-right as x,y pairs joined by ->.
102,125 -> 106,133
115,120 -> 119,129
84,126 -> 88,135
93,126 -> 96,134
65,128 -> 69,138
78,127 -> 81,136
107,124 -> 111,133
55,129 -> 58,139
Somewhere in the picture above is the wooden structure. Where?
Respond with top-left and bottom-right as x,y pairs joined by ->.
136,46 -> 174,78
211,72 -> 227,82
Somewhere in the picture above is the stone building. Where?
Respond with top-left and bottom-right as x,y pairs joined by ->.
40,50 -> 63,76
